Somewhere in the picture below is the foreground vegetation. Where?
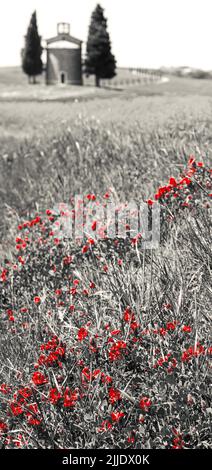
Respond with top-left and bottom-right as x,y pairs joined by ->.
0,80 -> 211,449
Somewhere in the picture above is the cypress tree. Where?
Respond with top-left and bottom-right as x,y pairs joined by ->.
85,4 -> 116,87
22,11 -> 43,84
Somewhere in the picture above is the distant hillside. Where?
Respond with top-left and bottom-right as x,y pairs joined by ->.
159,66 -> 212,79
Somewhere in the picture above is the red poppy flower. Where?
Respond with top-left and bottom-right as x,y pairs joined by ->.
169,177 -> 177,187
123,307 -> 134,323
55,289 -> 62,296
109,340 -> 127,361
111,411 -> 125,422
111,329 -> 121,336
10,402 -> 24,416
181,343 -> 205,362
188,156 -> 195,166
77,327 -> 88,341
49,388 -> 62,405
34,296 -> 41,304
0,269 -> 7,282
101,374 -> 113,384
81,367 -> 91,381
87,238 -> 95,245
15,387 -> 32,400
182,325 -> 192,333
108,387 -> 122,404
172,434 -> 184,449
91,221 -> 97,231
70,287 -> 77,295
63,387 -> 78,407
0,421 -> 8,433
139,397 -> 152,411
27,403 -> 38,415
92,369 -> 101,379
180,177 -> 192,186
32,372 -> 48,386
166,322 -> 176,331
86,194 -> 96,201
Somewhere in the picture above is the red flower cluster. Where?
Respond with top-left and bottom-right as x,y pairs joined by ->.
166,321 -> 177,331
181,343 -> 205,362
10,402 -> 24,416
80,367 -> 112,386
40,336 -> 60,351
155,354 -> 178,374
18,216 -> 41,231
26,403 -> 42,426
16,236 -> 28,251
108,340 -> 127,361
0,156 -> 210,448
154,157 -> 211,209
86,194 -> 96,201
81,367 -> 101,383
10,389 -> 42,426
101,373 -> 113,384
13,387 -> 32,402
123,307 -> 139,331
63,387 -> 78,408
49,388 -> 62,405
35,337 -> 66,368
0,268 -> 8,282
48,387 -> 79,408
123,307 -> 133,322
0,383 -> 12,395
108,387 -> 122,404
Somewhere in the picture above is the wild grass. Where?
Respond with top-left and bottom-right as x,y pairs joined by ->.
0,84 -> 211,449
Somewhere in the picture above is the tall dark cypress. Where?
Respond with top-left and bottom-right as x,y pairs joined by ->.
85,4 -> 116,87
22,11 -> 43,84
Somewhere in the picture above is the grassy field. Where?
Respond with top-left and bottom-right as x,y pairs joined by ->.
0,73 -> 211,449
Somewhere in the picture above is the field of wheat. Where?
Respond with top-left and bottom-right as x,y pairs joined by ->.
0,76 -> 211,449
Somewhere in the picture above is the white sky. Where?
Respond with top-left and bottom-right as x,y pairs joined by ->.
1,0 -> 212,69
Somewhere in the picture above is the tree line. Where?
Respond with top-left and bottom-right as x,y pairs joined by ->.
22,4 -> 116,87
